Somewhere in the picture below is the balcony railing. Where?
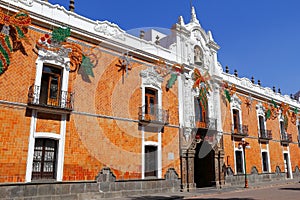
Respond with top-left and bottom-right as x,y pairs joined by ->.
28,85 -> 74,111
231,124 -> 248,136
191,117 -> 217,130
259,129 -> 272,140
280,132 -> 292,144
138,106 -> 169,125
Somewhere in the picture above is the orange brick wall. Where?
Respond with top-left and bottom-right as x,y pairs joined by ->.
221,92 -> 300,174
67,48 -> 181,181
0,22 -> 181,183
0,105 -> 31,182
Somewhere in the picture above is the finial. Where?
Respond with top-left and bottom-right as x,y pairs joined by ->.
178,16 -> 185,26
273,86 -> 276,92
278,88 -> 281,94
69,0 -> 75,12
251,76 -> 254,84
139,30 -> 145,39
155,35 -> 160,45
190,6 -> 199,24
258,80 -> 261,86
225,66 -> 229,73
234,69 -> 238,77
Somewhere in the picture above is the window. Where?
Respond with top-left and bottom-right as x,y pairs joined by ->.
259,116 -> 265,137
40,65 -> 62,106
280,121 -> 285,134
194,97 -> 206,128
280,120 -> 286,141
235,150 -> 243,174
233,109 -> 240,133
262,152 -> 269,172
144,145 -> 157,177
145,88 -> 158,119
32,138 -> 57,180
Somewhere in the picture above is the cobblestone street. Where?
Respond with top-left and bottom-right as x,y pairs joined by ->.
185,182 -> 300,199
110,181 -> 300,200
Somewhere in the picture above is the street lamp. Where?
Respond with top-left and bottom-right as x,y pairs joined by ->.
238,138 -> 250,188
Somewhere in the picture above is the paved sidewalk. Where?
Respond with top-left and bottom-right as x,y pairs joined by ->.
108,179 -> 300,200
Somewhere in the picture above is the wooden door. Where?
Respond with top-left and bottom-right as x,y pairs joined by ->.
32,139 -> 57,180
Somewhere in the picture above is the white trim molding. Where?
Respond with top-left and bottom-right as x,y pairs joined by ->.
25,114 -> 67,182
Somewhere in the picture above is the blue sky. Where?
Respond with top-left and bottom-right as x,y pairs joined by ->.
49,0 -> 300,96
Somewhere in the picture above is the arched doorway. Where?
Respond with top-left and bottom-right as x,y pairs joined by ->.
194,141 -> 216,187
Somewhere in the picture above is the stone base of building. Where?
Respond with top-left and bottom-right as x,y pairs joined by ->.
0,168 -> 181,199
225,166 -> 300,187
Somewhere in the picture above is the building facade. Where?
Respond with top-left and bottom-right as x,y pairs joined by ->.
0,0 -> 299,194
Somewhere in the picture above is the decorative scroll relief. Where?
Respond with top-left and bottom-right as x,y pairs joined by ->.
94,20 -> 126,41
38,48 -> 71,69
241,78 -> 254,89
140,67 -> 163,89
256,103 -> 265,116
184,80 -> 194,127
264,87 -> 274,96
12,0 -> 33,7
193,29 -> 202,41
231,93 -> 242,110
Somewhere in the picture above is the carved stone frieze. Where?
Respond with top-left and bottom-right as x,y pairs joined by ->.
38,48 -> 71,70
94,20 -> 126,41
256,102 -> 265,116
140,67 -> 163,89
13,0 -> 33,7
231,93 -> 242,110
241,78 -> 254,89
183,127 -> 192,142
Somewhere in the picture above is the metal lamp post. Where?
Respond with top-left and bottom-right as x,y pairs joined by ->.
238,138 -> 250,188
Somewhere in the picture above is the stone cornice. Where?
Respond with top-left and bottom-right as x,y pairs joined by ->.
1,0 -> 178,67
207,40 -> 220,51
222,72 -> 300,108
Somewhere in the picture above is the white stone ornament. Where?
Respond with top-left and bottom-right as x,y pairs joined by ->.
94,21 -> 126,41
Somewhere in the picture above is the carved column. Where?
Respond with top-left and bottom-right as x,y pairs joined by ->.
187,149 -> 196,190
180,149 -> 188,191
181,139 -> 197,191
214,149 -> 224,188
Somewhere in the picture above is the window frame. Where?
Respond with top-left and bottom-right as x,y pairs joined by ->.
261,151 -> 269,173
234,149 -> 244,174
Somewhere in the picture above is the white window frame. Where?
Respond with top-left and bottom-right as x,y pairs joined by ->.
140,67 -> 163,179
26,51 -> 70,182
261,149 -> 271,173
230,93 -> 242,132
256,103 -> 267,138
234,148 -> 244,174
143,141 -> 160,179
33,50 -> 71,107
25,113 -> 67,182
278,111 -> 286,139
283,149 -> 293,179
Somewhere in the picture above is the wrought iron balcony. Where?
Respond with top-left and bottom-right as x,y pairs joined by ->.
138,105 -> 169,126
27,85 -> 74,112
231,124 -> 248,137
280,132 -> 292,145
258,129 -> 272,141
191,117 -> 217,130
